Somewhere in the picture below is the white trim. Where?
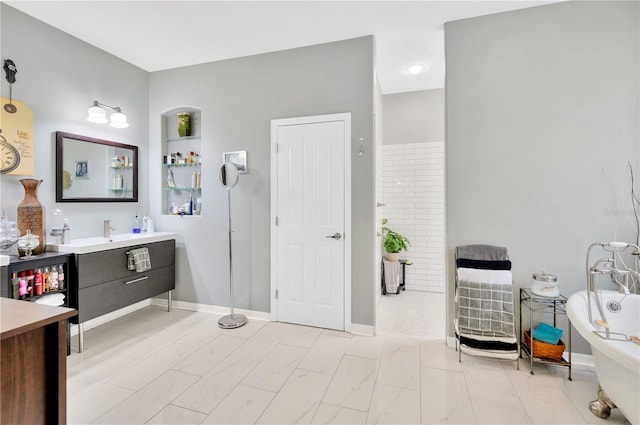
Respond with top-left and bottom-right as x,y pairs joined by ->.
569,352 -> 595,368
69,300 -> 152,336
351,323 -> 376,336
151,298 -> 271,321
270,113 -> 352,332
447,336 -> 457,348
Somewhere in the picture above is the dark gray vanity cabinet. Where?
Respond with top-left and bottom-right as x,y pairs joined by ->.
71,239 -> 175,350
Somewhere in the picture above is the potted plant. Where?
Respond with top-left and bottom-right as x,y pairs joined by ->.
382,218 -> 410,262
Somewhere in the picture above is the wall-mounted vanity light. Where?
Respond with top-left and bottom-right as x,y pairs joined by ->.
86,100 -> 129,128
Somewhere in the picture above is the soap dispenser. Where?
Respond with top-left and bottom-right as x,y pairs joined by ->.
132,215 -> 141,234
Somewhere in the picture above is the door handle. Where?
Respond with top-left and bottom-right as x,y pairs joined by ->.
326,233 -> 342,240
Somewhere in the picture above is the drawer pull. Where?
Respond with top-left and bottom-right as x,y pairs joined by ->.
124,276 -> 148,285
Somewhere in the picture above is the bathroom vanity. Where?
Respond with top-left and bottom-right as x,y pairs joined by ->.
48,232 -> 176,352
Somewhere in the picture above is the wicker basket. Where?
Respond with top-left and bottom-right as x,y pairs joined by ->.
524,329 -> 565,361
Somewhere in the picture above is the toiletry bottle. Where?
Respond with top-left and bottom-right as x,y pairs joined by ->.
57,264 -> 65,290
147,216 -> 155,233
132,215 -> 141,234
62,219 -> 71,244
11,272 -> 19,299
50,265 -> 58,290
26,269 -> 34,296
191,171 -> 198,189
34,268 -> 43,296
44,266 -> 51,293
18,272 -> 27,300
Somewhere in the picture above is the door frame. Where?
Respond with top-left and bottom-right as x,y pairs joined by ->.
270,113 -> 352,332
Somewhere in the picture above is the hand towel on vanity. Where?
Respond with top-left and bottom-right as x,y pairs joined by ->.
127,247 -> 152,272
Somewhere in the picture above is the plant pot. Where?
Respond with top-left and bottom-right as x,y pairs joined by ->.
177,112 -> 191,137
387,252 -> 400,262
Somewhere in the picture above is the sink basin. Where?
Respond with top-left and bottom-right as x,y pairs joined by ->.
47,232 -> 176,254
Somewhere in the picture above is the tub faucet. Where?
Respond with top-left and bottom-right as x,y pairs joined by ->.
103,220 -> 115,238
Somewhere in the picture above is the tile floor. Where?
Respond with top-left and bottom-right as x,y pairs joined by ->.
376,290 -> 445,339
67,306 -> 631,425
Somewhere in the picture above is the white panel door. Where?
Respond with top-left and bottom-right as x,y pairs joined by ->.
274,118 -> 346,330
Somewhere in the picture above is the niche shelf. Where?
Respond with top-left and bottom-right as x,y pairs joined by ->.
160,107 -> 202,216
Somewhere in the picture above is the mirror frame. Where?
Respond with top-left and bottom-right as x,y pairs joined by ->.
55,131 -> 138,202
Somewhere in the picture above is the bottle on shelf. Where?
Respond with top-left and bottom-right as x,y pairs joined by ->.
57,264 -> 65,290
11,272 -> 19,299
26,269 -> 34,297
18,272 -> 27,300
62,219 -> 71,244
34,268 -> 43,296
43,266 -> 50,293
50,265 -> 59,290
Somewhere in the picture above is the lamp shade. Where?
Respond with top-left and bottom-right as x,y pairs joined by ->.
87,105 -> 108,124
110,112 -> 129,128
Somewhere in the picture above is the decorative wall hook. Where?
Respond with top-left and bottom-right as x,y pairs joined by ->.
3,59 -> 18,113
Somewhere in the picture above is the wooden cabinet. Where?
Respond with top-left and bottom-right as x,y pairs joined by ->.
72,239 -> 175,351
1,298 -> 76,424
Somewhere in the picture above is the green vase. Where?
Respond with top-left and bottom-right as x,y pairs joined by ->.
177,112 -> 191,137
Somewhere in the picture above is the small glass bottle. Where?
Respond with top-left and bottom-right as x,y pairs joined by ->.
34,268 -> 43,296
26,269 -> 34,297
57,264 -> 65,290
50,265 -> 59,290
11,272 -> 19,299
18,272 -> 27,300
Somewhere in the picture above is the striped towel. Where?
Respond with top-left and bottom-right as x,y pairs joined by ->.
127,248 -> 151,272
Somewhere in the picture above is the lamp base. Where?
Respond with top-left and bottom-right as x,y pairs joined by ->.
218,313 -> 248,329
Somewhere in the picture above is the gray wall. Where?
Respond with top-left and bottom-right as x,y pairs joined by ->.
445,1 -> 639,353
149,37 -> 376,326
0,5 -> 149,238
383,89 -> 444,144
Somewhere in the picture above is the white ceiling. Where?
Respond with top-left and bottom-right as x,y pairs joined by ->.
6,1 -> 559,94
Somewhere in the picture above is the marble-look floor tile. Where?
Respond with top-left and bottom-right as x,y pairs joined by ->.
298,333 -> 352,375
323,355 -> 379,411
279,323 -> 324,348
222,319 -> 265,338
95,370 -> 199,424
471,401 -> 531,424
345,335 -> 386,360
420,340 -> 463,372
241,343 -> 307,392
311,403 -> 368,425
365,384 -> 420,424
202,384 -> 275,424
67,353 -> 140,395
514,380 -> 587,424
172,334 -> 245,376
68,382 -> 134,425
109,342 -> 198,391
119,323 -> 192,359
256,368 -> 332,424
146,404 -> 207,424
465,368 -> 524,411
420,366 -> 476,425
232,325 -> 291,362
172,354 -> 261,414
376,340 -> 420,390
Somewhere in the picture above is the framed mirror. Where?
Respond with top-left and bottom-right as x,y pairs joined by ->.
56,132 -> 138,202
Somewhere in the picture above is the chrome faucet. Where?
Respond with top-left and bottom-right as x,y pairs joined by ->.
103,220 -> 115,238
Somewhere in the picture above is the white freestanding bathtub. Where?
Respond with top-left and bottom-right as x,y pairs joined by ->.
567,290 -> 640,424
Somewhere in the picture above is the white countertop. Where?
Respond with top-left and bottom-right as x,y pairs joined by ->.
46,232 -> 177,254
0,255 -> 9,266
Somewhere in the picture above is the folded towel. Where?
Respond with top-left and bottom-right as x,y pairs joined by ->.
127,247 -> 151,272
456,259 -> 512,270
456,280 -> 515,338
457,268 -> 513,285
457,245 -> 509,261
533,322 -> 563,345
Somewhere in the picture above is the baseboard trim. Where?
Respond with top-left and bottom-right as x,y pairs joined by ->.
151,298 -> 271,321
351,323 -> 375,336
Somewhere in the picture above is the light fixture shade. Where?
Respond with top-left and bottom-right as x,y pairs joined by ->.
87,105 -> 108,124
110,112 -> 129,128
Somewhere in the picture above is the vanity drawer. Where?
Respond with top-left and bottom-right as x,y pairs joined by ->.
77,240 -> 175,289
76,266 -> 174,322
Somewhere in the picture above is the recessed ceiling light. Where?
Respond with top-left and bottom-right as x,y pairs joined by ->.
404,63 -> 427,75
